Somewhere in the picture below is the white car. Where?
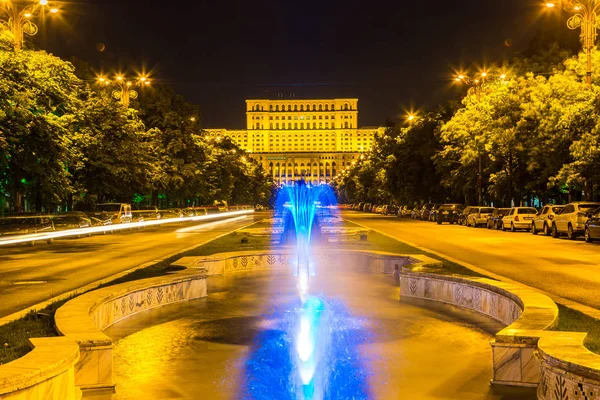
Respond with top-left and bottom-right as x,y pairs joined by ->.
502,207 -> 538,232
466,207 -> 495,227
531,205 -> 564,236
552,202 -> 600,240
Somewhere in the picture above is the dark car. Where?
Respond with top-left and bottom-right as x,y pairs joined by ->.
436,204 -> 464,224
487,208 -> 511,229
458,206 -> 475,226
0,216 -> 55,236
584,207 -> 600,242
428,204 -> 440,222
384,205 -> 399,216
418,204 -> 434,220
159,209 -> 184,219
133,205 -> 161,221
52,212 -> 92,230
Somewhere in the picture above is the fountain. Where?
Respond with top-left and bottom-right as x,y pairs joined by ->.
242,180 -> 370,400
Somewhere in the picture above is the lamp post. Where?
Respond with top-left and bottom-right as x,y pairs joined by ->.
455,71 -> 508,206
97,75 -> 151,108
0,0 -> 59,50
546,0 -> 600,86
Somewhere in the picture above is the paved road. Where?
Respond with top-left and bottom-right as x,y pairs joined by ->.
343,211 -> 600,310
0,213 -> 264,318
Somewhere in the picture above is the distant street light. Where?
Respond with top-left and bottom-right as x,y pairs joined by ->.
454,70 -> 508,205
0,0 -> 60,50
97,74 -> 151,108
545,0 -> 600,86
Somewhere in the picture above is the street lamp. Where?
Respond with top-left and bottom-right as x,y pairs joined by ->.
545,0 -> 600,85
97,74 -> 151,108
0,0 -> 59,50
454,70 -> 508,205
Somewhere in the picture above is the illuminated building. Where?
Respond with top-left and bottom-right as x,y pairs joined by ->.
205,98 -> 385,184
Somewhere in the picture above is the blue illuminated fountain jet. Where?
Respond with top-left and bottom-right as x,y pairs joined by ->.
278,180 -> 338,398
243,180 -> 370,400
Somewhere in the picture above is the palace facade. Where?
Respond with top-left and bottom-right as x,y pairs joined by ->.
204,98 -> 385,185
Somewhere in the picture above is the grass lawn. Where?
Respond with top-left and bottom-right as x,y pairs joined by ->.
553,304 -> 600,354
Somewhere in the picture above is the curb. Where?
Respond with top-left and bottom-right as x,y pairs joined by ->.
0,217 -> 260,327
345,216 -> 600,322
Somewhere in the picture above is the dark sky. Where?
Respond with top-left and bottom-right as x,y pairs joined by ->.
41,0 -> 559,128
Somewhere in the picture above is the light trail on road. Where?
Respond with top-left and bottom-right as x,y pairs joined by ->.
0,210 -> 254,247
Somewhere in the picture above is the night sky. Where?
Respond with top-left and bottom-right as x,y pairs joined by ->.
41,0 -> 564,128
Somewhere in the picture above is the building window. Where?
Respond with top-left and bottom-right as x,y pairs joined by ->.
294,104 -> 298,111
344,122 -> 349,128
288,123 -> 292,129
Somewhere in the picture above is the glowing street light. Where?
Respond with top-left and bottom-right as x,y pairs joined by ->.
545,0 -> 600,85
0,0 -> 60,50
97,74 -> 151,108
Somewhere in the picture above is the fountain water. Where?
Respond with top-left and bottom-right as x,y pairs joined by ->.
241,181 -> 370,400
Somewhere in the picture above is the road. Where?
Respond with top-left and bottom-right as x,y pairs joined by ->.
0,213 -> 264,318
343,211 -> 600,310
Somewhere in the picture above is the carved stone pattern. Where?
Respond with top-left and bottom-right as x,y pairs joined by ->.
424,279 -> 432,298
129,296 -> 135,311
267,255 -> 276,265
409,279 -> 418,295
490,294 -> 498,317
120,298 -> 126,315
232,258 -> 238,269
278,254 -> 287,265
453,284 -> 462,303
157,287 -> 164,304
146,289 -> 153,306
241,257 -> 248,268
554,375 -> 568,400
473,288 -> 482,311
539,366 -> 548,398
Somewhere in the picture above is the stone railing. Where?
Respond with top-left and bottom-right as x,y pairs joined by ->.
173,249 -> 442,276
536,331 -> 600,399
0,337 -> 81,400
400,264 -> 558,388
54,270 -> 207,393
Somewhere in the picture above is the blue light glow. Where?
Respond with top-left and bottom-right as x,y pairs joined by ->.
241,180 -> 370,399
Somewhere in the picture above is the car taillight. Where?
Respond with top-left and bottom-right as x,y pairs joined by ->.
515,216 -> 520,221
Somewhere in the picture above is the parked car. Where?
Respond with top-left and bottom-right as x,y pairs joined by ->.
400,206 -> 413,218
159,209 -> 185,219
428,204 -> 440,222
458,206 -> 474,226
52,212 -> 92,230
532,205 -> 565,236
410,206 -> 421,219
133,205 -> 161,221
552,202 -> 600,240
375,205 -> 384,214
380,205 -> 396,215
0,216 -> 55,236
357,202 -> 365,211
502,207 -> 538,232
363,203 -> 372,212
436,204 -> 464,224
584,207 -> 600,242
466,207 -> 496,228
87,203 -> 133,225
487,208 -> 511,230
418,204 -> 434,220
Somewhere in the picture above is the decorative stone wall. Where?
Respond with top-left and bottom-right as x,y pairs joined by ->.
537,331 -> 600,400
400,267 -> 558,389
0,337 -> 81,400
55,271 -> 207,393
173,249 -> 440,276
